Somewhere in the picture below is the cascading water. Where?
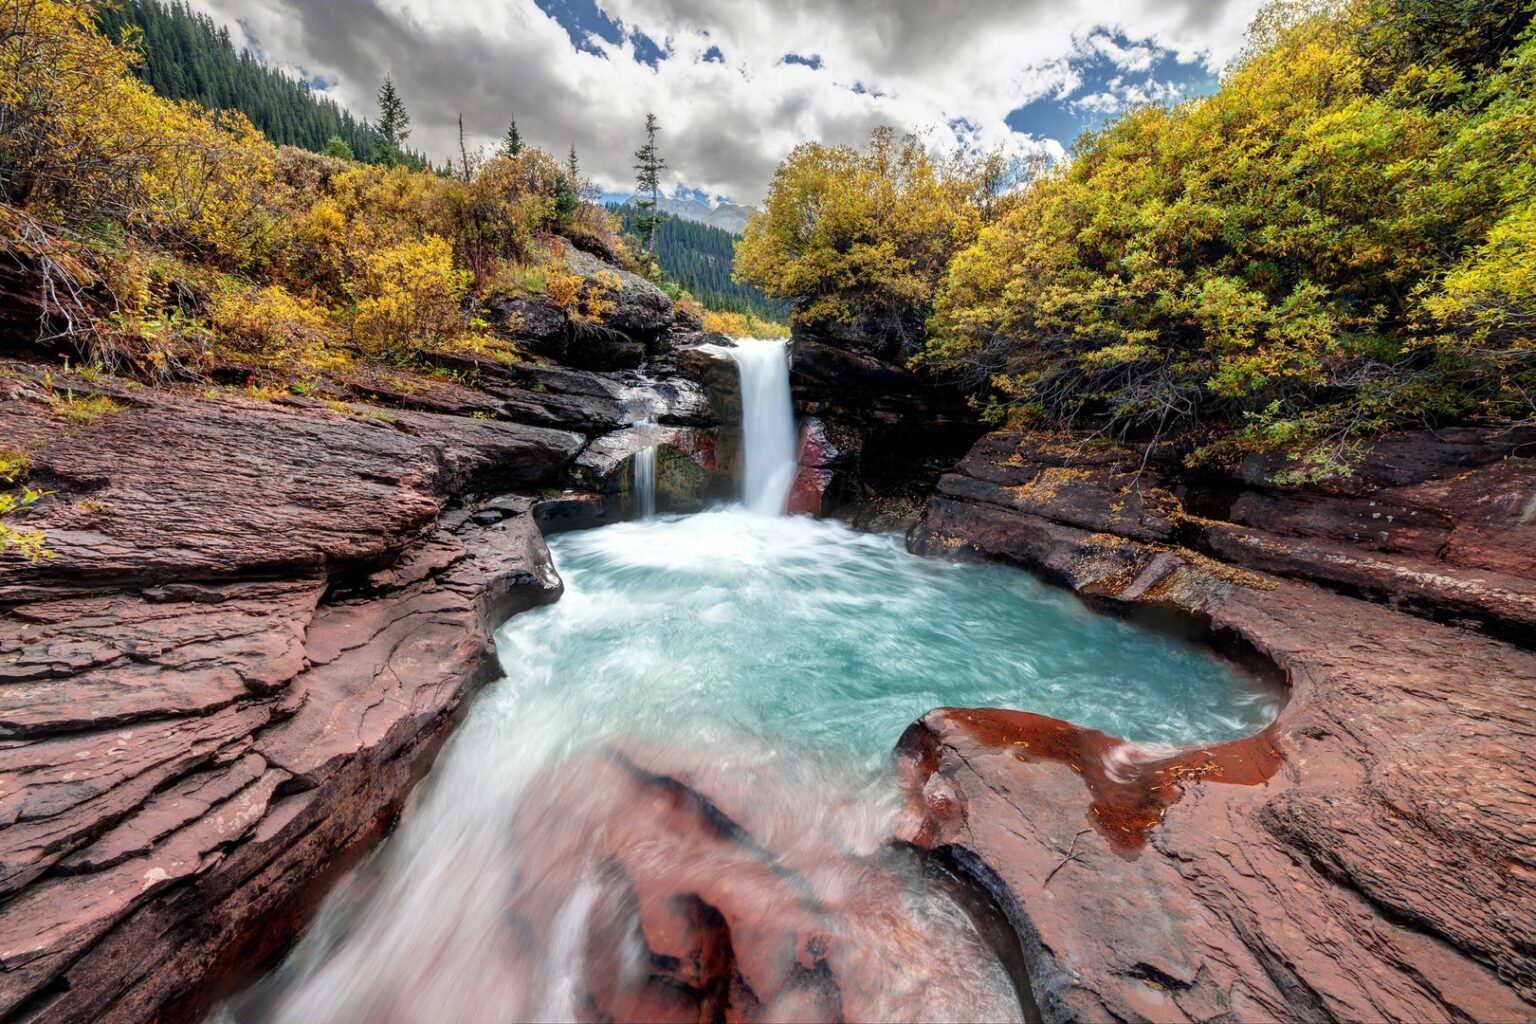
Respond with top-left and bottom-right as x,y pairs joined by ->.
620,386 -> 659,519
712,338 -> 798,515
216,343 -> 1283,1024
630,442 -> 656,519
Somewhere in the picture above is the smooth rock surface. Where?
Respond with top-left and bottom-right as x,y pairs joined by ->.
902,430 -> 1536,1023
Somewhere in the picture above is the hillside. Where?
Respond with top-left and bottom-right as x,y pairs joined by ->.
615,193 -> 753,233
94,0 -> 421,165
611,203 -> 789,322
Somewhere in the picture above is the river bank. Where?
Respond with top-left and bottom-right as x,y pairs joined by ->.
2,268 -> 1534,1021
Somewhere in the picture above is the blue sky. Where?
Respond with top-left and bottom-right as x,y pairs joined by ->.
193,0 -> 1261,205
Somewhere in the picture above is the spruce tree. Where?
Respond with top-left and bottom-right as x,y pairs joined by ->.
632,113 -> 665,253
375,75 -> 410,165
568,144 -> 580,184
95,0 -> 387,162
503,116 -> 523,157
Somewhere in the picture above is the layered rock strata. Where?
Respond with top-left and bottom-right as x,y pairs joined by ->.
901,429 -> 1536,1023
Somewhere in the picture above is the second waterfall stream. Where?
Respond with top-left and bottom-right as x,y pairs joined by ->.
215,336 -> 1279,1024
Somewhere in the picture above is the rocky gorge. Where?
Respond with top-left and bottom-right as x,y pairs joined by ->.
0,240 -> 1533,1023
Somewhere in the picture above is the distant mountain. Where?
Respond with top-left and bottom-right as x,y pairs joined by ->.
617,193 -> 754,234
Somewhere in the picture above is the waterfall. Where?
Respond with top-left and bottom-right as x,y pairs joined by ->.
715,338 -> 797,516
621,387 -> 660,520
631,440 -> 656,519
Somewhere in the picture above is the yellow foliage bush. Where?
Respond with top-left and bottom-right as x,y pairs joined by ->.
0,0 -> 666,384
210,281 -> 339,364
351,235 -> 469,358
700,309 -> 790,339
543,265 -> 619,325
736,126 -> 1008,355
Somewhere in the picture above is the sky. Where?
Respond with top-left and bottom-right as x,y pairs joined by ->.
186,0 -> 1267,206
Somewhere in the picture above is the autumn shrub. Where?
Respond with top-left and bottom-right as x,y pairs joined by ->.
0,0 -> 730,387
919,0 -> 1535,472
1,0 -> 278,370
544,265 -> 620,326
700,308 -> 790,339
735,127 -> 1015,356
351,235 -> 469,358
209,280 -> 342,371
0,445 -> 49,562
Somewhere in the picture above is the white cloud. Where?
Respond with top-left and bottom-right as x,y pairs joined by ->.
188,0 -> 1266,204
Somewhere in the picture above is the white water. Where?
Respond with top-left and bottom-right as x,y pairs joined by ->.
620,386 -> 659,519
630,443 -> 656,519
710,338 -> 798,515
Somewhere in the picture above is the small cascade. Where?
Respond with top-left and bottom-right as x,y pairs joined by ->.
631,437 -> 657,519
620,386 -> 660,520
710,338 -> 797,515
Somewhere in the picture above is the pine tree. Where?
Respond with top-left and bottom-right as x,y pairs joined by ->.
607,203 -> 791,321
567,144 -> 579,184
95,0 -> 390,162
375,75 -> 410,165
503,116 -> 522,157
633,112 -> 666,253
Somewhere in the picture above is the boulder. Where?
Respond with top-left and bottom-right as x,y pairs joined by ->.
568,424 -> 727,513
0,384 -> 582,601
406,743 -> 1027,1024
786,467 -> 836,517
486,294 -> 570,362
564,248 -> 675,351
786,336 -> 984,519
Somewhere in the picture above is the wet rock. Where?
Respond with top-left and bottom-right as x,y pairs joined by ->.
788,336 -> 983,519
569,425 -> 727,513
480,744 -> 1023,1024
786,418 -> 862,518
532,490 -> 614,534
673,342 -> 741,425
787,467 -> 836,517
928,428 -> 1536,642
903,429 -> 1536,1023
0,389 -> 582,601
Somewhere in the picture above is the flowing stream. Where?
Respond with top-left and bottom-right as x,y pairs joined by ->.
219,339 -> 1282,1023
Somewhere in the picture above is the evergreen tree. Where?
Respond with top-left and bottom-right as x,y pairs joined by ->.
375,75 -> 410,165
324,135 -> 354,161
92,0 -> 432,166
567,144 -> 579,184
553,176 -> 578,222
503,116 -> 522,157
632,112 -> 665,252
609,204 -> 790,321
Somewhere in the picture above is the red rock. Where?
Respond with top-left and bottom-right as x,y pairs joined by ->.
0,384 -> 570,1023
928,428 -> 1536,642
471,743 -> 1021,1024
904,429 -> 1536,1022
787,466 -> 835,517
